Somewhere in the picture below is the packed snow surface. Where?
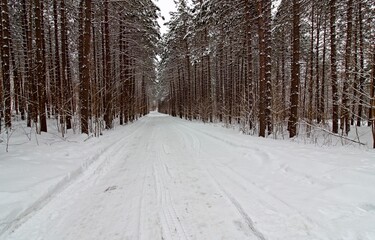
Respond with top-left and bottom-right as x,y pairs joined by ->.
1,112 -> 375,240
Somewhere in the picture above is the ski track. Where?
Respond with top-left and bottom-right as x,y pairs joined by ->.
2,112 -> 375,240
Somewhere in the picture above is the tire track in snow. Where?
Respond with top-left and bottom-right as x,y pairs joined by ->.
173,119 -> 268,239
176,118 -> 324,237
154,129 -> 189,240
205,169 -> 267,240
1,120 -> 144,237
171,124 -> 201,157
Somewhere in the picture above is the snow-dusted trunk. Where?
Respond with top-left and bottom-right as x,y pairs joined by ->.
60,0 -> 71,134
1,0 -> 12,129
35,0 -> 48,133
330,0 -> 339,134
371,45 -> 375,148
9,34 -> 20,117
341,0 -> 353,135
119,16 -> 125,125
315,3 -> 322,124
321,5 -> 327,124
265,0 -> 272,136
53,0 -> 61,121
79,0 -> 92,134
357,2 -> 365,127
245,0 -> 254,130
0,3 -> 3,133
307,3 -> 315,136
20,0 -> 29,122
257,0 -> 266,137
103,0 -> 112,130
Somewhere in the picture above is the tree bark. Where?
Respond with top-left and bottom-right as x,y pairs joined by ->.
341,0 -> 353,135
257,0 -> 266,137
104,0 -> 112,129
330,0 -> 339,133
1,0 -> 12,128
289,0 -> 300,138
80,0 -> 92,134
35,0 -> 48,132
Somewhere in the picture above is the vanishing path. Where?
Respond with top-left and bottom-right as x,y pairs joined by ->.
3,112 -> 375,240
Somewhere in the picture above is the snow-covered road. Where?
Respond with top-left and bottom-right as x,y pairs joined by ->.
2,112 -> 375,240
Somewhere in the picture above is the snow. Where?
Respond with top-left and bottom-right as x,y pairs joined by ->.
1,112 -> 375,240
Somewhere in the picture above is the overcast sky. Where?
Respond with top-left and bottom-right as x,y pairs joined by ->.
153,0 -> 177,34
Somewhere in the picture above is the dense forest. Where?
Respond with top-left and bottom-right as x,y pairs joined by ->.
157,0 -> 375,147
1,0 -> 375,147
0,0 -> 158,137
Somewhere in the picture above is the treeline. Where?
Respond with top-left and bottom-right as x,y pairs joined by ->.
0,0 -> 159,136
158,0 -> 375,147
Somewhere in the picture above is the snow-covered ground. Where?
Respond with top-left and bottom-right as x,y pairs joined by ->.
1,112 -> 374,240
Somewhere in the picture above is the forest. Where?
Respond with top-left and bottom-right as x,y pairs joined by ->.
0,0 -> 157,137
1,1 -> 375,239
1,0 -> 375,147
157,0 -> 375,147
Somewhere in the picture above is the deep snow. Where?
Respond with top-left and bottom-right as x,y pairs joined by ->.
1,112 -> 374,240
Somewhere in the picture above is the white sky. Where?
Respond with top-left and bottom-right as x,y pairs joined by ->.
153,0 -> 177,35
153,0 -> 282,34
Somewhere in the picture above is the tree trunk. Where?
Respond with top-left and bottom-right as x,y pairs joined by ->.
321,6 -> 327,124
1,0 -> 12,129
35,0 -> 47,133
257,0 -> 266,137
265,0 -> 272,135
289,0 -> 300,138
341,0 -> 353,135
371,46 -> 375,148
104,0 -> 112,129
330,0 -> 339,133
245,0 -> 253,130
80,0 -> 91,134
53,0 -> 61,122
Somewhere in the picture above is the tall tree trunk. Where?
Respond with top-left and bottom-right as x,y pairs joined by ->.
371,46 -> 375,148
0,0 -> 3,133
104,0 -> 112,129
60,0 -> 69,135
80,0 -> 91,134
341,0 -> 353,135
246,6 -> 253,130
315,4 -> 321,124
265,0 -> 272,135
321,6 -> 327,124
28,1 -> 37,127
20,0 -> 29,122
351,7 -> 358,126
10,39 -> 21,117
289,0 -> 300,138
307,3 -> 315,136
53,0 -> 62,122
257,0 -> 266,137
330,0 -> 339,133
35,0 -> 47,133
357,1 -> 364,127
1,0 -> 12,129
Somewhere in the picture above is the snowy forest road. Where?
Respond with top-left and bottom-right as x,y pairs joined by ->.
3,112 -> 375,240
